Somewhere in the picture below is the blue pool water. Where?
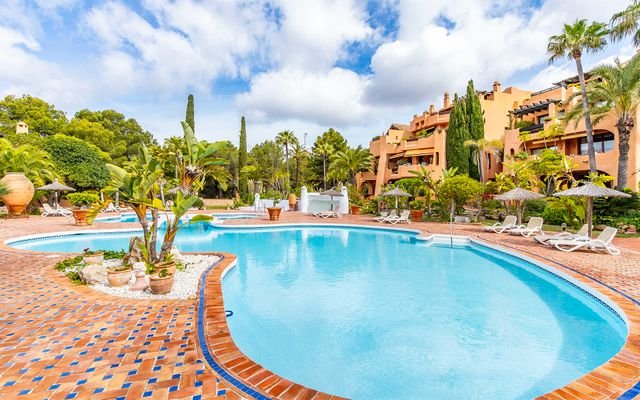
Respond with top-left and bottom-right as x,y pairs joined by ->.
9,224 -> 627,399
96,212 -> 260,223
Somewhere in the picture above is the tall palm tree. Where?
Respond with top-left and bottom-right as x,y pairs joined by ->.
331,146 -> 373,186
563,56 -> 640,189
291,142 -> 308,188
0,139 -> 58,187
548,19 -> 609,173
275,130 -> 298,191
463,139 -> 503,182
316,142 -> 333,190
611,1 -> 640,46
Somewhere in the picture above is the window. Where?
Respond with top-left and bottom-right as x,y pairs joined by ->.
435,152 -> 440,165
426,155 -> 434,165
537,113 -> 549,124
578,133 -> 614,154
487,153 -> 491,169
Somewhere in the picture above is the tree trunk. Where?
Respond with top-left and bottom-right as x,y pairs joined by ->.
294,156 -> 300,188
323,157 -> 327,190
285,144 -> 290,192
477,150 -> 484,182
149,208 -> 159,263
616,115 -> 633,189
575,55 -> 597,173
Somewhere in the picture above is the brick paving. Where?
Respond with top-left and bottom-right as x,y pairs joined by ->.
0,212 -> 639,399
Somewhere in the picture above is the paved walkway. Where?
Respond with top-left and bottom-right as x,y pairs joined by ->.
0,213 -> 639,399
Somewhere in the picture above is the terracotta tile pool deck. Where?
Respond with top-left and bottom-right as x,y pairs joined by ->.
0,212 -> 639,399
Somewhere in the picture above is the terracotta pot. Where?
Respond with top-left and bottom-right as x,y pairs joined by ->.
72,209 -> 90,225
0,172 -> 35,215
154,261 -> 176,275
410,210 -> 424,221
288,193 -> 297,209
350,205 -> 361,215
107,268 -> 133,287
267,207 -> 282,221
83,252 -> 104,265
149,273 -> 174,294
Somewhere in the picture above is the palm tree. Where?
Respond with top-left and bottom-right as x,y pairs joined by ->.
275,130 -> 298,191
611,1 -> 640,46
548,19 -> 609,173
330,146 -> 373,186
563,56 -> 640,189
316,142 -> 333,190
291,142 -> 308,188
0,139 -> 58,187
463,139 -> 504,182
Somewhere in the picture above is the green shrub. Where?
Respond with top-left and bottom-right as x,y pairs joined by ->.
66,191 -> 100,207
409,199 -> 425,210
54,256 -> 85,284
524,199 -> 548,219
103,249 -> 126,260
542,205 -> 568,226
436,175 -> 483,216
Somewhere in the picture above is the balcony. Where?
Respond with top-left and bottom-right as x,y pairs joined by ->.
520,123 -> 544,133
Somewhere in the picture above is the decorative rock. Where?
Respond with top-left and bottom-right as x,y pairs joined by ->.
123,236 -> 144,265
627,225 -> 637,234
79,264 -> 107,285
595,224 -> 608,232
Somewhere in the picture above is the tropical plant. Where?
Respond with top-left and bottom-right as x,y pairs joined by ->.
547,19 -> 609,173
185,94 -> 195,132
463,138 -> 503,182
316,142 -> 333,190
174,121 -> 230,194
330,146 -> 373,186
0,138 -> 58,187
291,141 -> 309,189
0,182 -> 9,197
610,1 -> 640,46
275,130 -> 298,191
563,56 -> 640,189
409,165 -> 439,214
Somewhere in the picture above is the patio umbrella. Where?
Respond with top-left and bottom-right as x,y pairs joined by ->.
382,188 -> 412,210
554,183 -> 631,236
36,179 -> 75,208
494,187 -> 544,225
320,189 -> 343,211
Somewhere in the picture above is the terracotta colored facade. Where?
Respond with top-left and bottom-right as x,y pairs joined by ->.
359,82 -> 532,195
360,77 -> 640,195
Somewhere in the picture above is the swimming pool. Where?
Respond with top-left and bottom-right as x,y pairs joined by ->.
7,224 -> 627,399
95,212 -> 261,223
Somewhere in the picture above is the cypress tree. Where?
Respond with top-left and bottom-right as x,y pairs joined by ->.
465,80 -> 485,180
186,94 -> 195,132
238,116 -> 248,199
445,95 -> 470,175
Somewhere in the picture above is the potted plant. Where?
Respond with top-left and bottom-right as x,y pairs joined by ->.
149,268 -> 174,294
83,248 -> 104,265
107,264 -> 133,287
288,193 -> 297,210
409,199 -> 425,221
350,199 -> 361,215
348,184 -> 363,215
267,193 -> 283,221
154,253 -> 176,275
66,192 -> 100,225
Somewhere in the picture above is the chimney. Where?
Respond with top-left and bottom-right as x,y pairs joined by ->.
16,121 -> 28,134
443,92 -> 451,108
492,81 -> 501,93
429,104 -> 436,114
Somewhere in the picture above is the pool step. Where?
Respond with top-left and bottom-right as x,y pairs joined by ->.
418,234 -> 470,247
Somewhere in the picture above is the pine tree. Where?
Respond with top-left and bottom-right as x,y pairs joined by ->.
445,95 -> 470,175
465,80 -> 484,180
238,116 -> 248,199
186,94 -> 195,132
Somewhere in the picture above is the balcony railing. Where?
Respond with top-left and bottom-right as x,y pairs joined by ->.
520,123 -> 544,133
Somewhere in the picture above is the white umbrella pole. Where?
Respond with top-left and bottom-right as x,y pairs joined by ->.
395,195 -> 399,210
587,197 -> 593,237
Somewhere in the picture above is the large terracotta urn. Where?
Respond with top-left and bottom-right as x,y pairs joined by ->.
0,173 -> 35,215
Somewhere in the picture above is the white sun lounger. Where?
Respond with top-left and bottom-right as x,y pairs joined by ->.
385,210 -> 410,224
534,224 -> 589,245
313,211 -> 341,218
550,227 -> 621,255
373,211 -> 389,222
43,203 -> 71,217
509,217 -> 544,237
483,215 -> 517,233
375,210 -> 396,222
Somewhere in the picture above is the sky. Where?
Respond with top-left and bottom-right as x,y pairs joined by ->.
0,0 -> 635,147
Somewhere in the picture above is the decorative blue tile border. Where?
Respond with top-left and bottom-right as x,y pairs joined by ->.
196,255 -> 271,400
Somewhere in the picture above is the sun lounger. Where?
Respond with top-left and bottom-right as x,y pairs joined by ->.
550,227 -> 620,255
104,202 -> 128,213
534,224 -> 589,245
313,211 -> 341,218
385,210 -> 410,224
375,210 -> 395,222
43,203 -> 71,217
509,217 -> 544,237
483,215 -> 517,233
